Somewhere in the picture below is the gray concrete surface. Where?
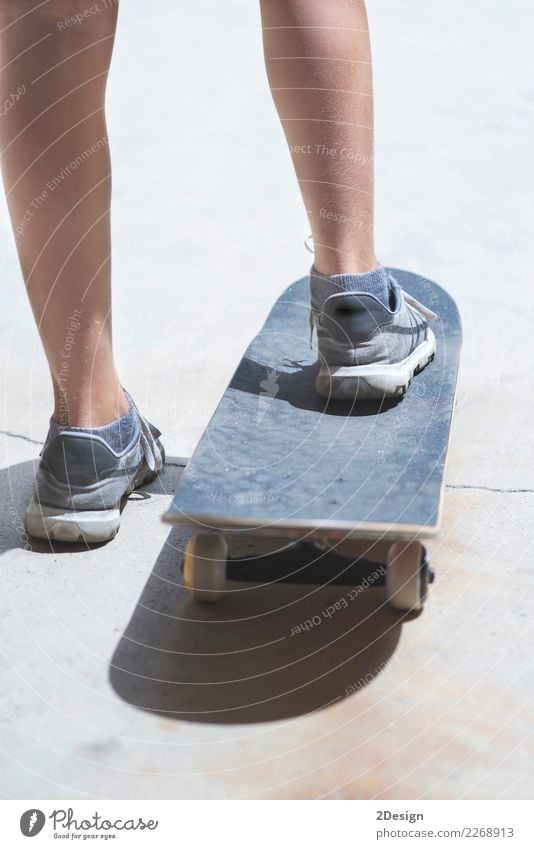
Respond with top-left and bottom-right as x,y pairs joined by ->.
1,0 -> 533,799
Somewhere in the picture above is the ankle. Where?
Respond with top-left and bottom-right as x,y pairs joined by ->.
53,383 -> 129,428
313,249 -> 378,277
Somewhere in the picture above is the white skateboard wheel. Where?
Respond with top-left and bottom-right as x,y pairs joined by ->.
183,532 -> 228,603
386,541 -> 426,611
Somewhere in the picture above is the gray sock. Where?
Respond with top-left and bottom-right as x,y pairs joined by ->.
47,395 -> 138,454
312,264 -> 391,307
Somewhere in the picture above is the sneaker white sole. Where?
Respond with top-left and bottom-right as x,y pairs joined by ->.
24,500 -> 120,544
315,329 -> 436,401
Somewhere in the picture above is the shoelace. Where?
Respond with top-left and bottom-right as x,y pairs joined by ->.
139,415 -> 164,472
401,291 -> 438,322
385,271 -> 438,321
126,392 -> 164,472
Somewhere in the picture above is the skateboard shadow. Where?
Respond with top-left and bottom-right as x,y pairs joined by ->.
109,523 -> 405,724
2,455 -> 405,724
230,356 -> 401,417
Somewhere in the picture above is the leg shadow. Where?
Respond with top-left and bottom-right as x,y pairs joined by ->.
231,356 -> 401,417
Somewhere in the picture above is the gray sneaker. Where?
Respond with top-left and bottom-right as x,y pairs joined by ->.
25,401 -> 165,544
310,267 -> 437,400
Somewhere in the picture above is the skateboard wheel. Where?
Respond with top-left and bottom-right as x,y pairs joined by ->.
183,532 -> 228,602
386,541 -> 427,612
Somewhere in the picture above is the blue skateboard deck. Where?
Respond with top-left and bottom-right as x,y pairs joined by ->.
164,270 -> 461,542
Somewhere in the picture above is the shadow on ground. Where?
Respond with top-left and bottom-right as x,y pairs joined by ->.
0,454 -> 187,555
1,457 -> 39,555
110,465 -> 406,723
0,457 -> 407,725
231,356 -> 401,417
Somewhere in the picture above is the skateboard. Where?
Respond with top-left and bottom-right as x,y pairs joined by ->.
164,269 -> 461,611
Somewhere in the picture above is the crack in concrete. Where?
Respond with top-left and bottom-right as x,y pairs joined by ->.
447,484 -> 534,493
0,429 -> 43,447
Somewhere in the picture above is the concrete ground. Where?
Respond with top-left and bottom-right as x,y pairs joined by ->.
1,0 -> 533,799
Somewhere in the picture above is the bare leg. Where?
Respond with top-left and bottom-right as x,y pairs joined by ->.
0,0 -> 126,427
260,0 -> 376,276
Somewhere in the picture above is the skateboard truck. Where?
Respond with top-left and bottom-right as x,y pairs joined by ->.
181,532 -> 433,613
